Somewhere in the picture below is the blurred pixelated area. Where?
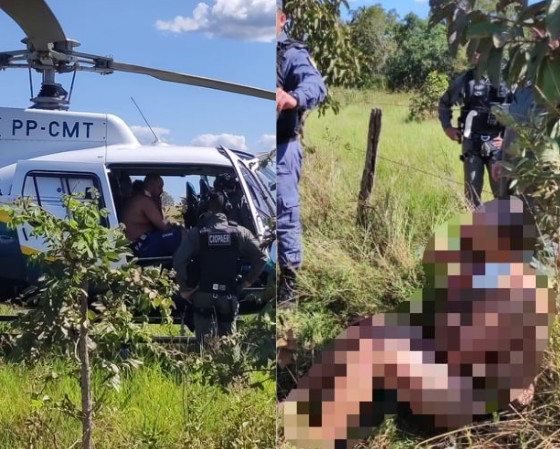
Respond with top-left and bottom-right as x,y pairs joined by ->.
279,198 -> 556,449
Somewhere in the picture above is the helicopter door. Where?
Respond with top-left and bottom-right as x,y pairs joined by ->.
11,160 -> 116,255
219,147 -> 276,239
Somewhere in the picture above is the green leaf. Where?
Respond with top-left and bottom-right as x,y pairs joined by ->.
505,46 -> 527,86
448,10 -> 468,56
487,46 -> 504,86
492,28 -> 510,48
466,38 -> 480,61
475,37 -> 494,79
466,21 -> 501,39
546,0 -> 560,39
535,57 -> 560,107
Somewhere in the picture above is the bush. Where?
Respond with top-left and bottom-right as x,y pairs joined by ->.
408,71 -> 448,122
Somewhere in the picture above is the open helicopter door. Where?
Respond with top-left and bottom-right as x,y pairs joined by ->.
11,160 -> 117,255
218,147 -> 276,240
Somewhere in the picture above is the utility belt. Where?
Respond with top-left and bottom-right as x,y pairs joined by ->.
198,281 -> 238,296
192,293 -> 238,321
277,108 -> 302,144
460,133 -> 500,162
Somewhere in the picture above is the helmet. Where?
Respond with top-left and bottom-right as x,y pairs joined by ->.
214,173 -> 238,192
206,188 -> 233,213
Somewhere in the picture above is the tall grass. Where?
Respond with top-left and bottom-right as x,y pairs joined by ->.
0,358 -> 275,448
277,88 -> 560,448
280,89 -> 471,330
278,88 -> 469,398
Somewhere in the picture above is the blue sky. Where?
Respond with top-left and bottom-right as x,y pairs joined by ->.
0,0 -> 275,153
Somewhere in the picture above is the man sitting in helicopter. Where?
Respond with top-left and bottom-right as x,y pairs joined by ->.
121,174 -> 182,258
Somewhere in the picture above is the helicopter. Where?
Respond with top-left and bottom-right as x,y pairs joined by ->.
0,0 -> 277,314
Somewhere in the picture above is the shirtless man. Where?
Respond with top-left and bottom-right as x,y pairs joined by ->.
282,198 -> 554,448
121,174 -> 181,258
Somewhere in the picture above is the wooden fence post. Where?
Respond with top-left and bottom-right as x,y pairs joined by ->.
357,108 -> 382,224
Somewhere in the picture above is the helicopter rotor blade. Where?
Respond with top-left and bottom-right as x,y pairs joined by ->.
111,61 -> 275,101
0,0 -> 65,51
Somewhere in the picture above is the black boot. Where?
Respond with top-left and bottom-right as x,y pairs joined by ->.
278,267 -> 297,305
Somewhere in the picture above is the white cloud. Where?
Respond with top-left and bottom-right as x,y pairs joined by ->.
155,0 -> 275,43
259,133 -> 276,152
191,133 -> 248,150
130,126 -> 171,144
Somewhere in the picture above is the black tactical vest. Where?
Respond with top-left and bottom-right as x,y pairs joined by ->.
459,69 -> 510,135
198,223 -> 239,295
277,38 -> 306,143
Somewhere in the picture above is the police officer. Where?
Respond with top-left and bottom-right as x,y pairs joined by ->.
438,52 -> 511,208
173,190 -> 268,344
491,86 -> 540,196
213,173 -> 255,235
491,28 -> 558,194
277,0 -> 326,303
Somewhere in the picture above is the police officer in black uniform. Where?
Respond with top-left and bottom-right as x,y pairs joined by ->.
213,173 -> 256,235
439,52 -> 511,208
173,190 -> 267,344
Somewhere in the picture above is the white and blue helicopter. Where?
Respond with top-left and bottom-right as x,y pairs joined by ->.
0,0 -> 276,315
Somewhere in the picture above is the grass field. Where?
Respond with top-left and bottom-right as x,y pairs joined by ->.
0,359 -> 275,449
277,88 -> 560,448
0,307 -> 275,448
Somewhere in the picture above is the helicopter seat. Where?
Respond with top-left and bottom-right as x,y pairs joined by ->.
182,181 -> 199,229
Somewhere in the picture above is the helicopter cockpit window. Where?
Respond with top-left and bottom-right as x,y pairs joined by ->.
256,162 -> 276,196
22,172 -> 105,224
238,166 -> 274,222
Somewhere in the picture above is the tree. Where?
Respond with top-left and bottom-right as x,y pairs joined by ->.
385,13 -> 457,91
283,0 -> 365,113
428,0 -> 559,97
429,0 -> 560,261
348,5 -> 398,88
4,192 -> 176,449
408,70 -> 450,121
161,190 -> 174,207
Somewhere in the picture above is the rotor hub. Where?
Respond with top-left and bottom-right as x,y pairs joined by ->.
30,82 -> 69,110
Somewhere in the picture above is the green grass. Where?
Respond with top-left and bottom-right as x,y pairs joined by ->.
0,359 -> 275,448
283,89 -> 470,328
278,88 -> 560,448
0,304 -> 275,448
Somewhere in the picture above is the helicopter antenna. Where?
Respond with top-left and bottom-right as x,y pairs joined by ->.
27,66 -> 33,99
67,69 -> 77,103
131,97 -> 161,144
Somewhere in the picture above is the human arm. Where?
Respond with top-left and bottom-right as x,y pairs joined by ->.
277,87 -> 298,113
438,73 -> 467,136
172,228 -> 199,296
238,228 -> 268,287
491,131 -> 509,182
282,48 -> 326,111
141,197 -> 172,231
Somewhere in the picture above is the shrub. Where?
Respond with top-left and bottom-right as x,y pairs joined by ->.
408,71 -> 448,122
